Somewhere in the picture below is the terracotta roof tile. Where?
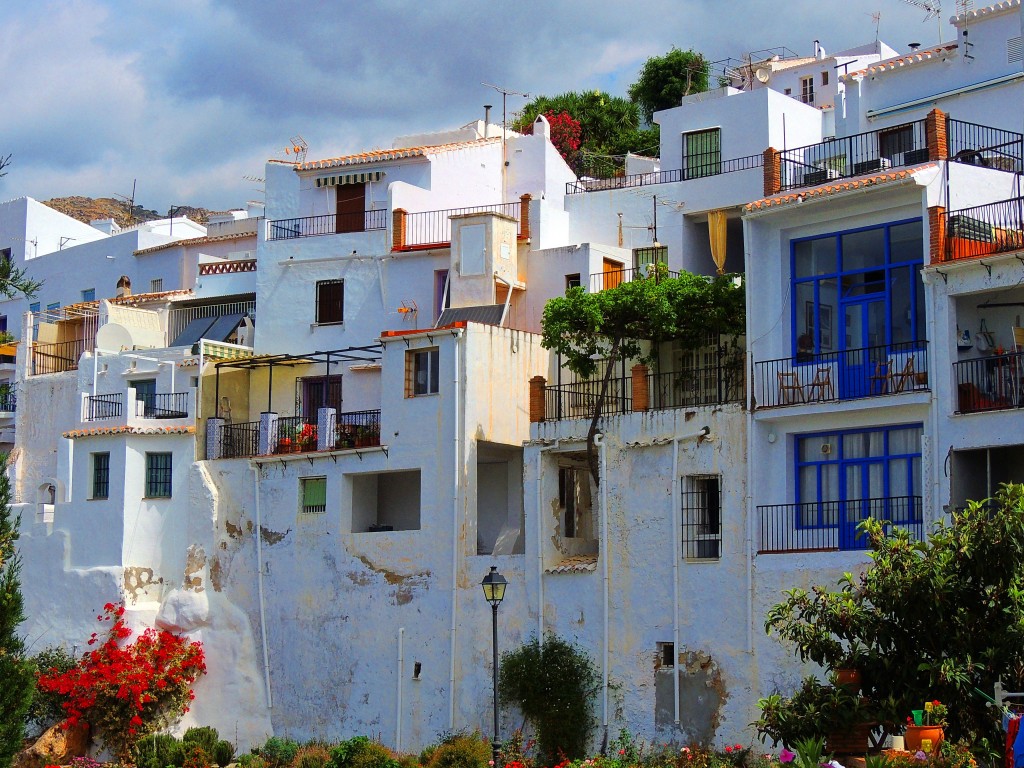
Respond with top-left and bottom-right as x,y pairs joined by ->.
952,0 -> 1020,23
134,231 -> 256,257
841,44 -> 958,80
745,163 -> 936,212
545,554 -> 599,574
297,137 -> 501,172
64,425 -> 195,439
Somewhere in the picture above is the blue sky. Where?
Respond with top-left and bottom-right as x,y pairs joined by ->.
0,0 -> 945,213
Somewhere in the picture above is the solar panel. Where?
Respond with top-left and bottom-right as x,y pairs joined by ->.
170,316 -> 217,347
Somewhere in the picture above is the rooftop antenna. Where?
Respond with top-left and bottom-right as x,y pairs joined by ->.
243,174 -> 266,195
283,135 -> 307,164
113,179 -> 137,227
956,0 -> 975,60
870,11 -> 882,41
902,0 -> 943,44
482,82 -> 530,198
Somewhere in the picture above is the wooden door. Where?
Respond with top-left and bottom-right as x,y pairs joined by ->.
336,183 -> 366,233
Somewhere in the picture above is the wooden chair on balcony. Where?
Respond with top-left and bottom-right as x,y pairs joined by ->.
869,359 -> 892,395
1012,326 -> 1024,406
777,371 -> 806,404
806,367 -> 834,402
891,357 -> 917,393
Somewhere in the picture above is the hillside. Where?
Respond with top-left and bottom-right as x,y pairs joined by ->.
42,197 -> 216,229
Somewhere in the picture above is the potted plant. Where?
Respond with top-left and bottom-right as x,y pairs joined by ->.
904,700 -> 946,755
297,422 -> 317,451
756,676 -> 875,753
830,643 -> 868,694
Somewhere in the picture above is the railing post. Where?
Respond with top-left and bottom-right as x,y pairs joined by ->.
206,417 -> 225,460
258,412 -> 279,456
631,364 -> 649,412
519,194 -> 532,240
926,109 -> 948,161
928,205 -> 947,263
529,376 -> 547,423
392,208 -> 407,251
763,148 -> 782,196
317,407 -> 337,451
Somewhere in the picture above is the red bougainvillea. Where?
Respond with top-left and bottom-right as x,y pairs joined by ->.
543,110 -> 582,162
36,602 -> 206,761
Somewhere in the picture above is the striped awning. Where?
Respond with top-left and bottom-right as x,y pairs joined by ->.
316,171 -> 385,188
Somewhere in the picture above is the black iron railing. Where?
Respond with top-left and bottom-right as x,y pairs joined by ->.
31,339 -> 88,376
758,496 -> 924,553
220,421 -> 260,459
268,209 -> 387,240
85,393 -> 123,421
334,409 -> 382,448
947,118 -> 1024,172
401,202 -> 522,249
942,197 -> 1024,262
953,350 -> 1024,413
275,416 -> 317,453
544,378 -> 632,421
139,392 -> 190,419
648,362 -> 744,410
589,266 -> 681,292
780,120 -> 927,192
0,394 -> 15,412
754,341 -> 929,408
566,154 -> 763,194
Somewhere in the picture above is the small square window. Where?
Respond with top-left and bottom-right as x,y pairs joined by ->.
92,452 -> 110,499
406,348 -> 439,396
300,476 -> 327,515
150,279 -> 163,293
682,475 -> 722,560
784,88 -> 792,96
81,288 -> 96,302
821,70 -> 829,86
316,279 -> 344,325
29,302 -> 40,313
47,302 -> 60,311
657,641 -> 675,667
566,274 -> 582,291
145,452 -> 173,498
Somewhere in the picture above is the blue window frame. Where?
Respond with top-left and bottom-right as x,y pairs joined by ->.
81,288 -> 96,302
795,423 -> 923,534
792,219 -> 924,360
29,302 -> 40,313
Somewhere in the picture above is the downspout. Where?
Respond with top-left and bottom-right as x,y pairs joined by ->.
671,436 -> 682,724
535,439 -> 561,640
397,627 -> 405,752
593,431 -> 610,734
745,389 -> 756,654
251,463 -> 273,708
448,328 -> 465,728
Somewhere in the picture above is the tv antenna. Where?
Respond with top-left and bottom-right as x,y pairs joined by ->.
902,0 -> 943,43
243,174 -> 265,194
482,82 -> 530,197
283,135 -> 308,164
869,11 -> 882,40
113,179 -> 138,227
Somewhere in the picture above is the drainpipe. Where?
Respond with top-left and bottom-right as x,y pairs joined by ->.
745,401 -> 756,655
671,436 -> 682,725
535,439 -> 561,639
397,627 -> 405,752
594,431 -> 610,733
251,463 -> 273,708
448,328 -> 465,728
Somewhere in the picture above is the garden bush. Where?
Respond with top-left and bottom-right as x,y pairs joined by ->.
184,726 -> 221,754
425,733 -> 490,768
330,736 -> 399,768
238,754 -> 268,768
134,732 -> 185,768
259,737 -> 300,768
24,645 -> 76,737
184,744 -> 212,768
214,739 -> 236,767
293,745 -> 332,768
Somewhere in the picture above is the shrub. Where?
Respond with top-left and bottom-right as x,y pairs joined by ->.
184,726 -> 221,754
214,739 -> 236,767
259,737 -> 300,768
134,733 -> 185,768
24,646 -> 77,737
330,737 -> 398,768
238,755 -> 268,768
425,733 -> 490,768
184,744 -> 212,768
292,746 -> 331,768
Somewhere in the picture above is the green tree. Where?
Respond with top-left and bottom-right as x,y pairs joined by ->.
628,48 -> 711,124
540,270 -> 745,484
498,634 -> 599,764
761,484 -> 1024,750
0,457 -> 34,768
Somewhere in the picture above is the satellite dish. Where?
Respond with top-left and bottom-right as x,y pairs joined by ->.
96,323 -> 135,352
755,67 -> 773,84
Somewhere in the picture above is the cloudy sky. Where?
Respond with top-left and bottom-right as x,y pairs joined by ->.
0,0 -> 949,213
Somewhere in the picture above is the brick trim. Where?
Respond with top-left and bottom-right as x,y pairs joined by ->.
392,208 -> 407,251
529,375 -> 546,422
763,148 -> 782,197
519,194 -> 532,240
631,364 -> 649,412
928,205 -> 947,264
925,108 -> 947,162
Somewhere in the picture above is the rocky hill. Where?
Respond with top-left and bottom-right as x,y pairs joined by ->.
42,197 -> 216,229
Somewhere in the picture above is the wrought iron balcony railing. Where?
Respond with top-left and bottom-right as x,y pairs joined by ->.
267,209 -> 387,240
758,496 -> 923,554
565,153 -> 763,195
941,197 -> 1024,263
84,393 -> 123,422
953,350 -> 1024,413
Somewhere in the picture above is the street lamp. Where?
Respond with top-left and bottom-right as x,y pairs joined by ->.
481,566 -> 508,768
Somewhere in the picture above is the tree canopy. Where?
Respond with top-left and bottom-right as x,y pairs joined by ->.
628,48 -> 711,124
759,484 -> 1024,751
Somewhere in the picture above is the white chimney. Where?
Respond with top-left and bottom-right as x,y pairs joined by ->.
90,218 -> 120,236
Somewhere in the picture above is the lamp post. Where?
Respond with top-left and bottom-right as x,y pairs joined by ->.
481,566 -> 508,768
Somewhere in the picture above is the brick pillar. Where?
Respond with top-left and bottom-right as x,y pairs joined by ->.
631,364 -> 649,412
205,417 -> 225,460
258,412 -> 279,456
519,193 -> 532,240
928,205 -> 947,264
529,375 -> 546,422
392,208 -> 407,251
763,148 -> 782,197
317,407 -> 337,451
925,108 -> 947,161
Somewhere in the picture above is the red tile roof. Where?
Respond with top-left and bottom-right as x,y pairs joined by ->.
134,231 -> 256,256
746,163 -> 936,211
952,0 -> 1020,24
297,137 -> 501,172
64,425 -> 195,439
545,554 -> 599,574
841,44 -> 958,80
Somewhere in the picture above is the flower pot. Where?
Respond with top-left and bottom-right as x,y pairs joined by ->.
904,725 -> 944,755
834,668 -> 862,694
826,721 -> 875,756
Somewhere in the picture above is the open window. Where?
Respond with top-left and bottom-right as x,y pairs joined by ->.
555,458 -> 598,554
475,442 -> 524,555
351,470 -> 421,532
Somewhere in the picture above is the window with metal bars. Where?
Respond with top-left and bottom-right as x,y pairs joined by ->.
301,476 -> 327,515
92,452 -> 110,499
145,452 -> 173,498
681,476 -> 722,560
316,279 -> 345,325
682,128 -> 721,179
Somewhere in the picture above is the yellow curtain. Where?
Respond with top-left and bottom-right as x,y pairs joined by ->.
708,209 -> 728,275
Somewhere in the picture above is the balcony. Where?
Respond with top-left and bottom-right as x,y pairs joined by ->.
758,496 -> 923,554
588,265 -> 681,293
0,393 -> 16,414
939,197 -> 1024,264
953,350 -> 1024,414
83,389 -> 193,424
565,154 -> 764,195
753,341 -> 929,409
31,338 -> 91,376
28,305 -> 99,377
395,201 -> 524,251
267,209 -> 387,241
217,409 -> 382,460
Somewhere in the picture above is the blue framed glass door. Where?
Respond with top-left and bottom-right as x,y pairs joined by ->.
841,459 -> 884,549
839,293 -> 886,398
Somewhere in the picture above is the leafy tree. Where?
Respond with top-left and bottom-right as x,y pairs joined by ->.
498,634 -> 599,764
540,270 -> 745,484
0,456 -> 34,768
25,645 -> 77,736
761,484 -> 1024,750
0,251 -> 42,300
628,48 -> 711,123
